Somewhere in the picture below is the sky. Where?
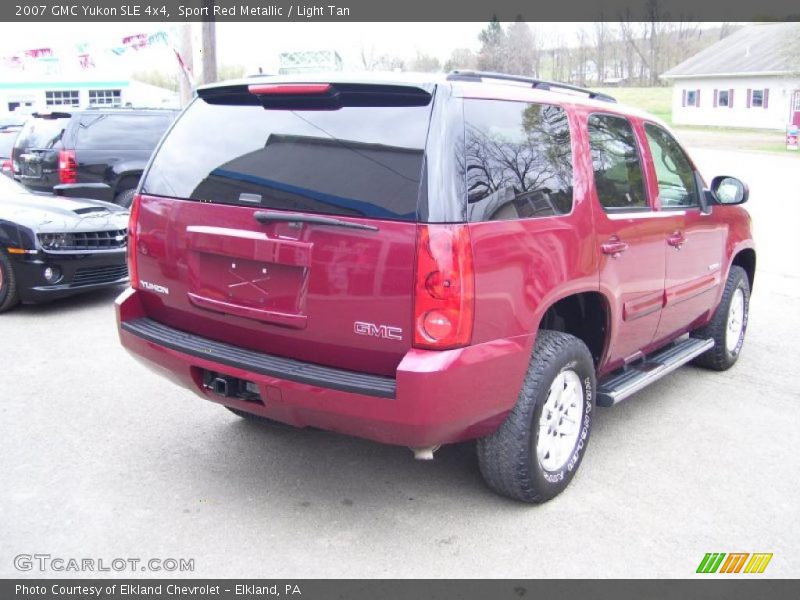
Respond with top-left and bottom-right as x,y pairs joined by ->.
0,21 -> 729,78
0,22 -> 618,75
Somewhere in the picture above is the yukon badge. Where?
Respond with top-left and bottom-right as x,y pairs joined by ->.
140,280 -> 170,295
354,321 -> 403,341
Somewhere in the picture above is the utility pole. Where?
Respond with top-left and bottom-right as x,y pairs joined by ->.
200,0 -> 218,85
178,23 -> 194,107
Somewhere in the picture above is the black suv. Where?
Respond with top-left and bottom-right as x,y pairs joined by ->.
12,108 -> 177,206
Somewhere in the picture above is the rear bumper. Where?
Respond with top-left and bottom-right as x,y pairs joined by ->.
116,287 -> 533,447
12,250 -> 128,303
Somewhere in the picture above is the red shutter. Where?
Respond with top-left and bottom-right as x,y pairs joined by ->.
729,89 -> 734,108
713,89 -> 718,107
747,88 -> 752,108
682,89 -> 687,107
764,88 -> 769,109
696,89 -> 701,107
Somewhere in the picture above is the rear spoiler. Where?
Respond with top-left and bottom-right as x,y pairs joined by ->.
197,82 -> 434,109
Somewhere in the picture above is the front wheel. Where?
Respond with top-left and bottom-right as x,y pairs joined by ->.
0,252 -> 20,313
691,265 -> 750,371
477,330 -> 596,504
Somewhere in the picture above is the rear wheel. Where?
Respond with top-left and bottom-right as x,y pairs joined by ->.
477,330 -> 595,503
691,265 -> 750,371
114,188 -> 137,208
0,252 -> 20,313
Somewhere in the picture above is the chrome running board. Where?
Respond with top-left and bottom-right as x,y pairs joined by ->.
597,337 -> 714,407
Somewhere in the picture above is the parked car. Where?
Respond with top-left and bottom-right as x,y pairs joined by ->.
0,175 -> 129,312
1,125 -> 22,178
11,108 -> 177,206
116,72 -> 755,503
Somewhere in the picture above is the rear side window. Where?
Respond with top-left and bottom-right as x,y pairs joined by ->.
143,98 -> 432,221
588,114 -> 648,211
76,114 -> 173,150
14,117 -> 70,151
464,99 -> 573,221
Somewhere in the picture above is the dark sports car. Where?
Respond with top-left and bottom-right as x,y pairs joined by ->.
0,175 -> 129,312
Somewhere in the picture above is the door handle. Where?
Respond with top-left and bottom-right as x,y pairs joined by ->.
601,238 -> 629,257
668,232 -> 687,249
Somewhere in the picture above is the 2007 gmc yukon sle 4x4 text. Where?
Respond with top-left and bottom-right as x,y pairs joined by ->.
116,72 -> 755,503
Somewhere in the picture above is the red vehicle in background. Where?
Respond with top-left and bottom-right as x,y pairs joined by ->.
117,72 -> 755,503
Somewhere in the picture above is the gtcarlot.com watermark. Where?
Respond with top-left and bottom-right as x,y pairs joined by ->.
14,553 -> 194,573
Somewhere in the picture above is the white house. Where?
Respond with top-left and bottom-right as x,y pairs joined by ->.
661,22 -> 800,131
0,73 -> 179,115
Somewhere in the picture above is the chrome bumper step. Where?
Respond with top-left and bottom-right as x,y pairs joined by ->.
597,337 -> 714,407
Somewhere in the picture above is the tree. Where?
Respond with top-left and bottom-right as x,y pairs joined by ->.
505,20 -> 536,76
410,52 -> 442,73
444,48 -> 478,72
478,16 -> 506,71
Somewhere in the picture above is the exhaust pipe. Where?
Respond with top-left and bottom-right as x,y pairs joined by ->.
410,446 -> 440,460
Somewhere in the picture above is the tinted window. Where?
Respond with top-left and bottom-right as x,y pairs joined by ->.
14,117 -> 70,150
143,98 -> 431,222
588,114 -> 648,210
644,123 -> 698,208
464,99 -> 572,221
76,114 -> 173,150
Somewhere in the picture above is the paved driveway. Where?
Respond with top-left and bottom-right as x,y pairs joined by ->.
1,148 -> 798,578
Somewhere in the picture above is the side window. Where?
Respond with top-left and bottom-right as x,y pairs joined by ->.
464,99 -> 573,222
587,114 -> 648,211
644,123 -> 699,208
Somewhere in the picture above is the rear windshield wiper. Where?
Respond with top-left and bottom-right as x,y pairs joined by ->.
254,210 -> 379,231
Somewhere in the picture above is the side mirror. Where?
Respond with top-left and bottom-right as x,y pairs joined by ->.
710,176 -> 749,205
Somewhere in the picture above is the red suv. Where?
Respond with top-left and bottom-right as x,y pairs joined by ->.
117,71 -> 755,503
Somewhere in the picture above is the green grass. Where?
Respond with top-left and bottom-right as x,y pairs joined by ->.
592,86 -> 673,123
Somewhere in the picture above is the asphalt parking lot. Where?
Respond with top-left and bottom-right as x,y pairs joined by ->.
1,148 -> 798,578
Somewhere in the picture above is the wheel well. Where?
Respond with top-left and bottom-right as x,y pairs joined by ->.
539,292 -> 609,366
732,249 -> 756,291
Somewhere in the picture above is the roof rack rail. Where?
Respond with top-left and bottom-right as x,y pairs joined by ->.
446,70 -> 617,103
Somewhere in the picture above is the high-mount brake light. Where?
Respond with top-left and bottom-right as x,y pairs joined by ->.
413,224 -> 475,350
127,194 -> 142,289
248,83 -> 332,95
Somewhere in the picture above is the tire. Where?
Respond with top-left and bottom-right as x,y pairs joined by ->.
114,188 -> 137,208
0,252 -> 20,313
477,330 -> 596,504
691,265 -> 750,371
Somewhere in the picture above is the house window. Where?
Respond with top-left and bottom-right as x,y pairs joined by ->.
718,90 -> 729,107
751,89 -> 764,108
45,90 -> 80,107
684,89 -> 700,107
88,89 -> 122,107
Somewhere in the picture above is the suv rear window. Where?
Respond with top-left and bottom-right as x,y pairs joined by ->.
76,113 -> 173,150
464,99 -> 573,222
142,97 -> 432,221
14,116 -> 70,150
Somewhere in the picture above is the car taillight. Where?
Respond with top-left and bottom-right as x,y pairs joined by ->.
413,224 -> 475,350
127,194 -> 141,289
58,149 -> 77,184
1,159 -> 10,172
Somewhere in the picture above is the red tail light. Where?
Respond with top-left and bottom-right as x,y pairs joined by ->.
58,149 -> 77,184
413,224 -> 475,350
1,159 -> 10,173
127,194 -> 141,289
